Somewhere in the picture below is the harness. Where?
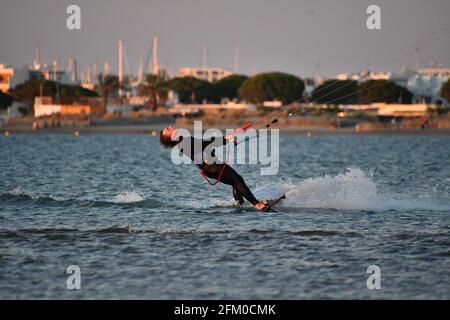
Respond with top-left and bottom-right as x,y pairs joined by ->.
198,161 -> 228,186
197,123 -> 253,186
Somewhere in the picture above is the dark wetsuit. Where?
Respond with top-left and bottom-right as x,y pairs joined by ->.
176,135 -> 259,205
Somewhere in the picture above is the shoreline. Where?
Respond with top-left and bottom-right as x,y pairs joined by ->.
2,124 -> 450,135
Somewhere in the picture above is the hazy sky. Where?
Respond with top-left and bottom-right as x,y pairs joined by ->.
1,0 -> 450,78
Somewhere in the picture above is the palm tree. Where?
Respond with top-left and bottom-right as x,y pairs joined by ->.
97,73 -> 119,113
139,74 -> 169,110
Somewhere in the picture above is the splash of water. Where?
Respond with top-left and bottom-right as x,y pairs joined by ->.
112,190 -> 145,203
283,168 -> 378,210
255,168 -> 450,212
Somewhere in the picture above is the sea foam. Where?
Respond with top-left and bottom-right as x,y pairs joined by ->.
112,190 -> 145,203
255,168 -> 450,212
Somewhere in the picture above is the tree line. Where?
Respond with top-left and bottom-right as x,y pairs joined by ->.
3,72 -> 450,114
126,73 -> 415,106
311,79 -> 414,104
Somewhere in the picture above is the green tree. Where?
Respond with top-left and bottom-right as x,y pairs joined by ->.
0,91 -> 13,110
358,80 -> 412,104
213,74 -> 248,101
9,79 -> 98,114
440,78 -> 450,103
139,74 -> 169,110
311,80 -> 358,104
10,79 -> 54,107
238,72 -> 304,104
166,77 -> 215,104
96,73 -> 119,112
59,85 -> 98,99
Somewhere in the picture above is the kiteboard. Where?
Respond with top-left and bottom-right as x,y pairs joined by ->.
261,193 -> 286,212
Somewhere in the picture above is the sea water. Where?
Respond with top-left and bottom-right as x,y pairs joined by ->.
0,133 -> 449,299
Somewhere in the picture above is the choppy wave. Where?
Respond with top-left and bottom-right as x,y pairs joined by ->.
0,190 -> 75,206
3,226 -> 447,241
0,225 -> 362,238
3,168 -> 450,213
0,189 -> 162,209
256,168 -> 450,212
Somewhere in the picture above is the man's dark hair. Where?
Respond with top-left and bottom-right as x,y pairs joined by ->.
159,129 -> 182,149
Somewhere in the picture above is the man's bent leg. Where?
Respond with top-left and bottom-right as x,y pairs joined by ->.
202,163 -> 261,207
232,173 -> 259,206
233,186 -> 245,205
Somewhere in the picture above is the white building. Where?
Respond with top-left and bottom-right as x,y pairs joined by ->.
407,75 -> 449,103
376,103 -> 432,117
34,97 -> 61,117
263,100 -> 283,108
335,67 -> 450,103
336,71 -> 392,82
169,101 -> 255,116
338,103 -> 435,118
417,67 -> 450,78
178,67 -> 233,82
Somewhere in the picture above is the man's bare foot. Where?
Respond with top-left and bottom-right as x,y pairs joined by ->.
254,202 -> 265,210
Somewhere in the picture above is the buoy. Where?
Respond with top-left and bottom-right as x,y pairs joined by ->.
74,131 -> 80,136
4,131 -> 11,137
151,130 -> 157,137
307,131 -> 312,137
